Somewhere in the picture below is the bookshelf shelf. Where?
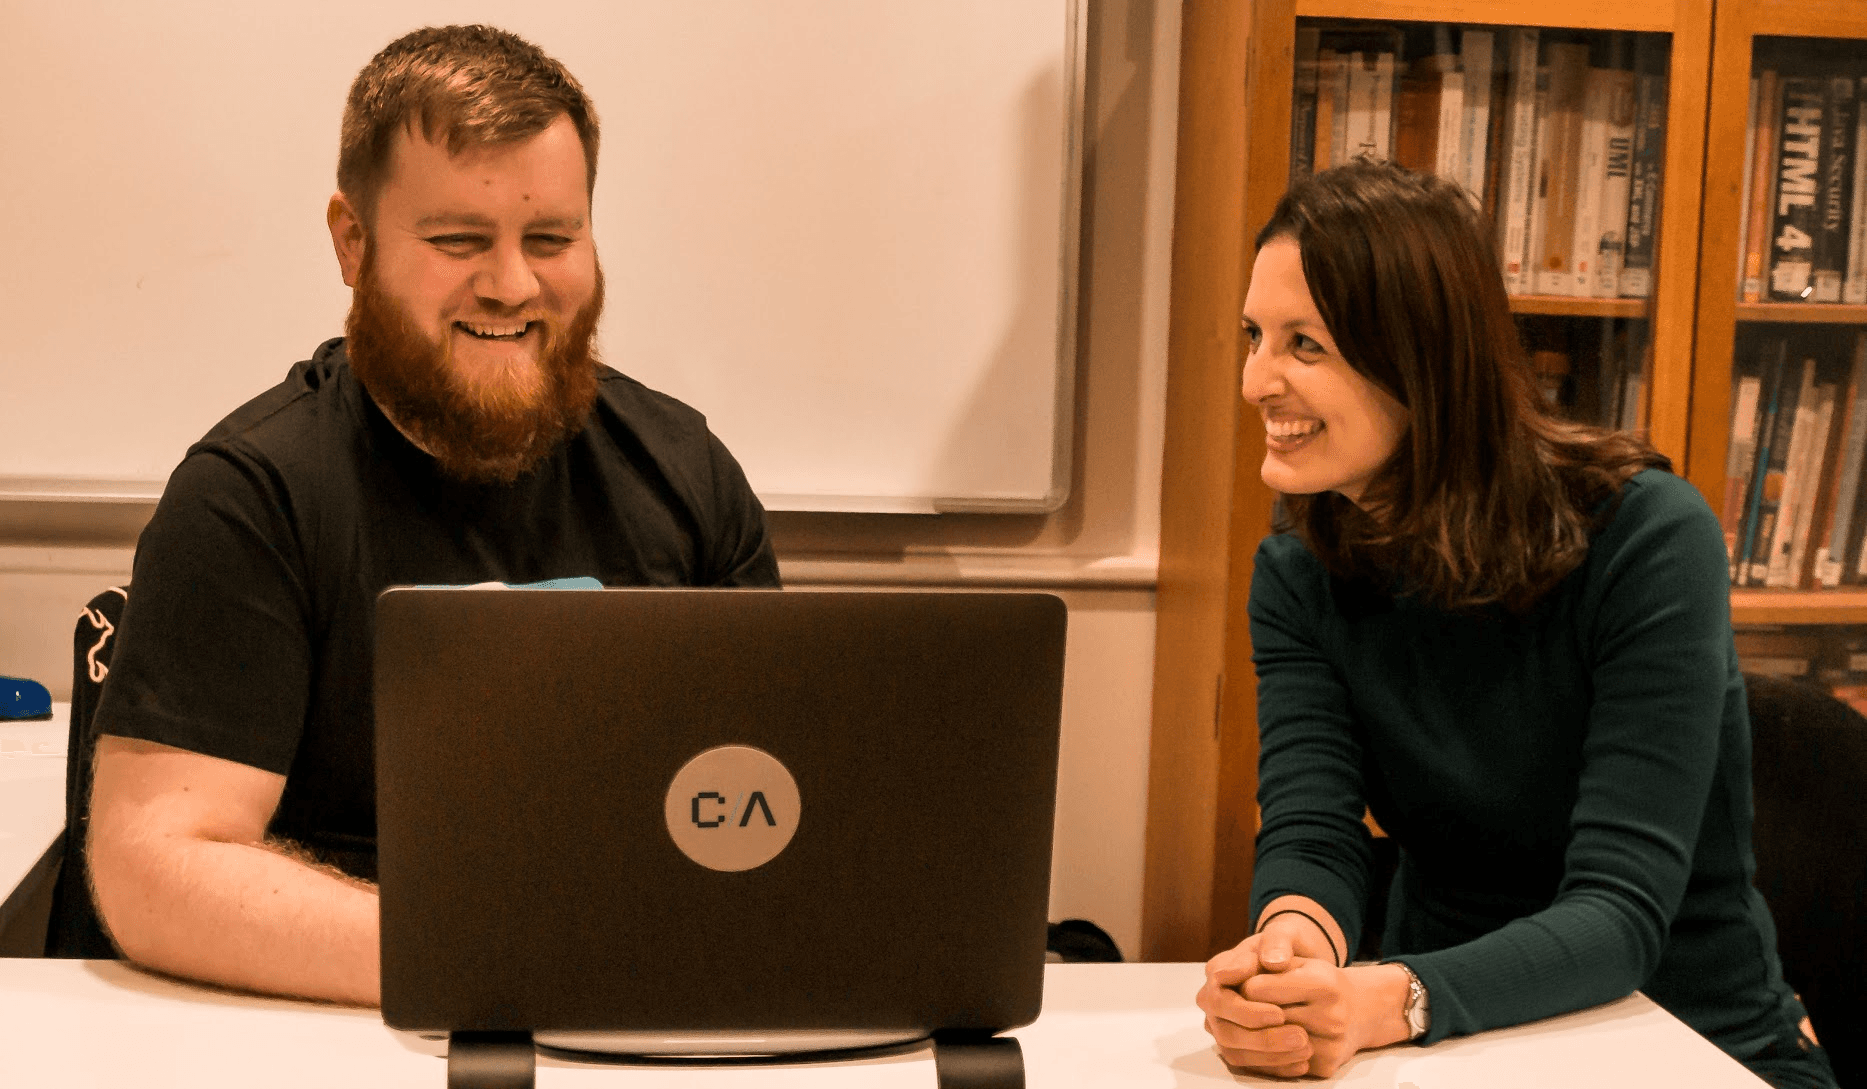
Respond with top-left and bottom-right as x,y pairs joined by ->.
1731,590 -> 1867,625
1293,0 -> 1672,34
1734,303 -> 1867,326
1509,295 -> 1649,318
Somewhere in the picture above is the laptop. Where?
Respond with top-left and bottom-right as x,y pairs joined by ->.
373,587 -> 1067,1057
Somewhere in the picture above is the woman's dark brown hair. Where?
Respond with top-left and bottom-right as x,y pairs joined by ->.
1257,159 -> 1669,613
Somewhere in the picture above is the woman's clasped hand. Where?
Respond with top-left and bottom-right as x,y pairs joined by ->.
1197,916 -> 1411,1079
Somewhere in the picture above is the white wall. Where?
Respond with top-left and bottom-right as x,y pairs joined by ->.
0,0 -> 1180,962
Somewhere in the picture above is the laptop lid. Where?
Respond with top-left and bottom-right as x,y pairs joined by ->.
374,587 -> 1066,1054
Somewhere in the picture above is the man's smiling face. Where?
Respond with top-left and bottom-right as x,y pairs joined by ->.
329,113 -> 604,482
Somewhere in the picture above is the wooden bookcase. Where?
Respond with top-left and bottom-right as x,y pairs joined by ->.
1688,1 -> 1867,627
1143,0 -> 1717,961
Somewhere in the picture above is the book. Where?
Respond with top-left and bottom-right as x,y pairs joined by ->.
1370,49 -> 1396,161
1769,78 -> 1826,301
1534,41 -> 1592,296
1498,28 -> 1542,292
1737,77 -> 1760,291
1847,78 -> 1867,305
1479,65 -> 1510,234
1434,66 -> 1466,182
1345,52 -> 1378,161
1569,67 -> 1614,294
1722,366 -> 1767,573
1739,339 -> 1794,585
1458,29 -> 1496,206
1525,64 -> 1554,294
1761,357 -> 1821,586
1811,74 -> 1857,303
1290,27 -> 1322,181
1619,70 -> 1668,298
1393,73 -> 1443,174
1321,47 -> 1348,169
1734,629 -> 1823,679
1780,380 -> 1837,587
1814,333 -> 1867,587
1592,68 -> 1638,297
1743,71 -> 1782,302
1532,349 -> 1572,407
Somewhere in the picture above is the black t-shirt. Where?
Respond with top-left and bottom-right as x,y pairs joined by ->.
96,339 -> 780,878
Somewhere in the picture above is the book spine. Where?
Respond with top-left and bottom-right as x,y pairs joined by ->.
1722,372 -> 1766,572
1593,70 -> 1638,297
1812,75 -> 1856,302
1325,48 -> 1348,168
1499,29 -> 1542,292
1763,358 -> 1820,586
1785,384 -> 1837,587
1769,78 -> 1825,301
1290,28 -> 1321,181
1526,65 -> 1553,294
1619,71 -> 1668,298
1460,30 -> 1496,206
1394,75 -> 1435,173
1434,69 -> 1466,181
1535,42 -> 1592,296
1347,53 -> 1379,160
1371,52 -> 1397,161
1848,78 -> 1867,305
1569,67 -> 1613,294
1737,77 -> 1760,291
1741,340 -> 1794,585
1816,333 -> 1867,586
1480,69 -> 1509,237
1744,71 -> 1782,302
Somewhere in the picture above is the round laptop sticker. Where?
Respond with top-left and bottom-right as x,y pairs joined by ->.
664,745 -> 801,872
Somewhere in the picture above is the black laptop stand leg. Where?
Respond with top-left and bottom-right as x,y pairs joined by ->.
447,1031 -> 535,1089
933,1032 -> 1024,1089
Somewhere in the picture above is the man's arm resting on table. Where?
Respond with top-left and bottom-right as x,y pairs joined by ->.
86,735 -> 381,1006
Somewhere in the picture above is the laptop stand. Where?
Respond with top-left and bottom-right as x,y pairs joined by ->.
446,1029 -> 1026,1088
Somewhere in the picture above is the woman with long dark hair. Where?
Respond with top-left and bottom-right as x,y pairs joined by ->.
1194,160 -> 1836,1089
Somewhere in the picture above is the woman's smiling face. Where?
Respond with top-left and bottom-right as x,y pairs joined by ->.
1239,237 -> 1410,506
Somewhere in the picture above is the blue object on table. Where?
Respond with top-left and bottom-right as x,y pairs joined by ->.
2,675 -> 53,720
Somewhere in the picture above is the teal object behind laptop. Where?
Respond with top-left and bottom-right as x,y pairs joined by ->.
373,587 -> 1066,1059
1,675 -> 52,720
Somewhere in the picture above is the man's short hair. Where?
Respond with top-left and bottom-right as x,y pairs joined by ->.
337,25 -> 599,224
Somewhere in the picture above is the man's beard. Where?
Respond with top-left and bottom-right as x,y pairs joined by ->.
345,254 -> 604,484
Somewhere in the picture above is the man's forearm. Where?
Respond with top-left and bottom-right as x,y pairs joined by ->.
94,836 -> 380,1006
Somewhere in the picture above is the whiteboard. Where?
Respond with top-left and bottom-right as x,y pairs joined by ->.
0,1 -> 1082,513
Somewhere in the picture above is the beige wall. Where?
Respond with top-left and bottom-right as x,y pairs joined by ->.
0,0 -> 1181,962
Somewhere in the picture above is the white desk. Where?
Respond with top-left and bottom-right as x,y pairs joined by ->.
0,703 -> 67,950
0,961 -> 1766,1087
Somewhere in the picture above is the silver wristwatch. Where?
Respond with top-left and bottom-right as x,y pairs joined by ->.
1396,963 -> 1431,1040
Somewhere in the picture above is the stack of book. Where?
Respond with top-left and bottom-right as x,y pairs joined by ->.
1290,24 -> 1669,300
1734,623 -> 1867,715
1722,329 -> 1867,588
1737,65 -> 1867,304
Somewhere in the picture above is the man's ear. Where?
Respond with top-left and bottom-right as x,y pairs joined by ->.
327,193 -> 366,288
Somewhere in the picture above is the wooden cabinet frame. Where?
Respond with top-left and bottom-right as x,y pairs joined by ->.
1690,1 -> 1867,623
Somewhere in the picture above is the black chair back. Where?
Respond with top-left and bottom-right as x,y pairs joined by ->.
43,586 -> 128,958
1744,672 -> 1867,1087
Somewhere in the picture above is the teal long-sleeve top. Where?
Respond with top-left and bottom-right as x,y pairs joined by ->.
1247,469 -> 1804,1056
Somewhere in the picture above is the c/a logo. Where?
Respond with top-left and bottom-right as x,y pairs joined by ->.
663,745 -> 800,872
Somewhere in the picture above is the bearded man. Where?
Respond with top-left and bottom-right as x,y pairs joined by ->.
81,25 -> 778,1005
